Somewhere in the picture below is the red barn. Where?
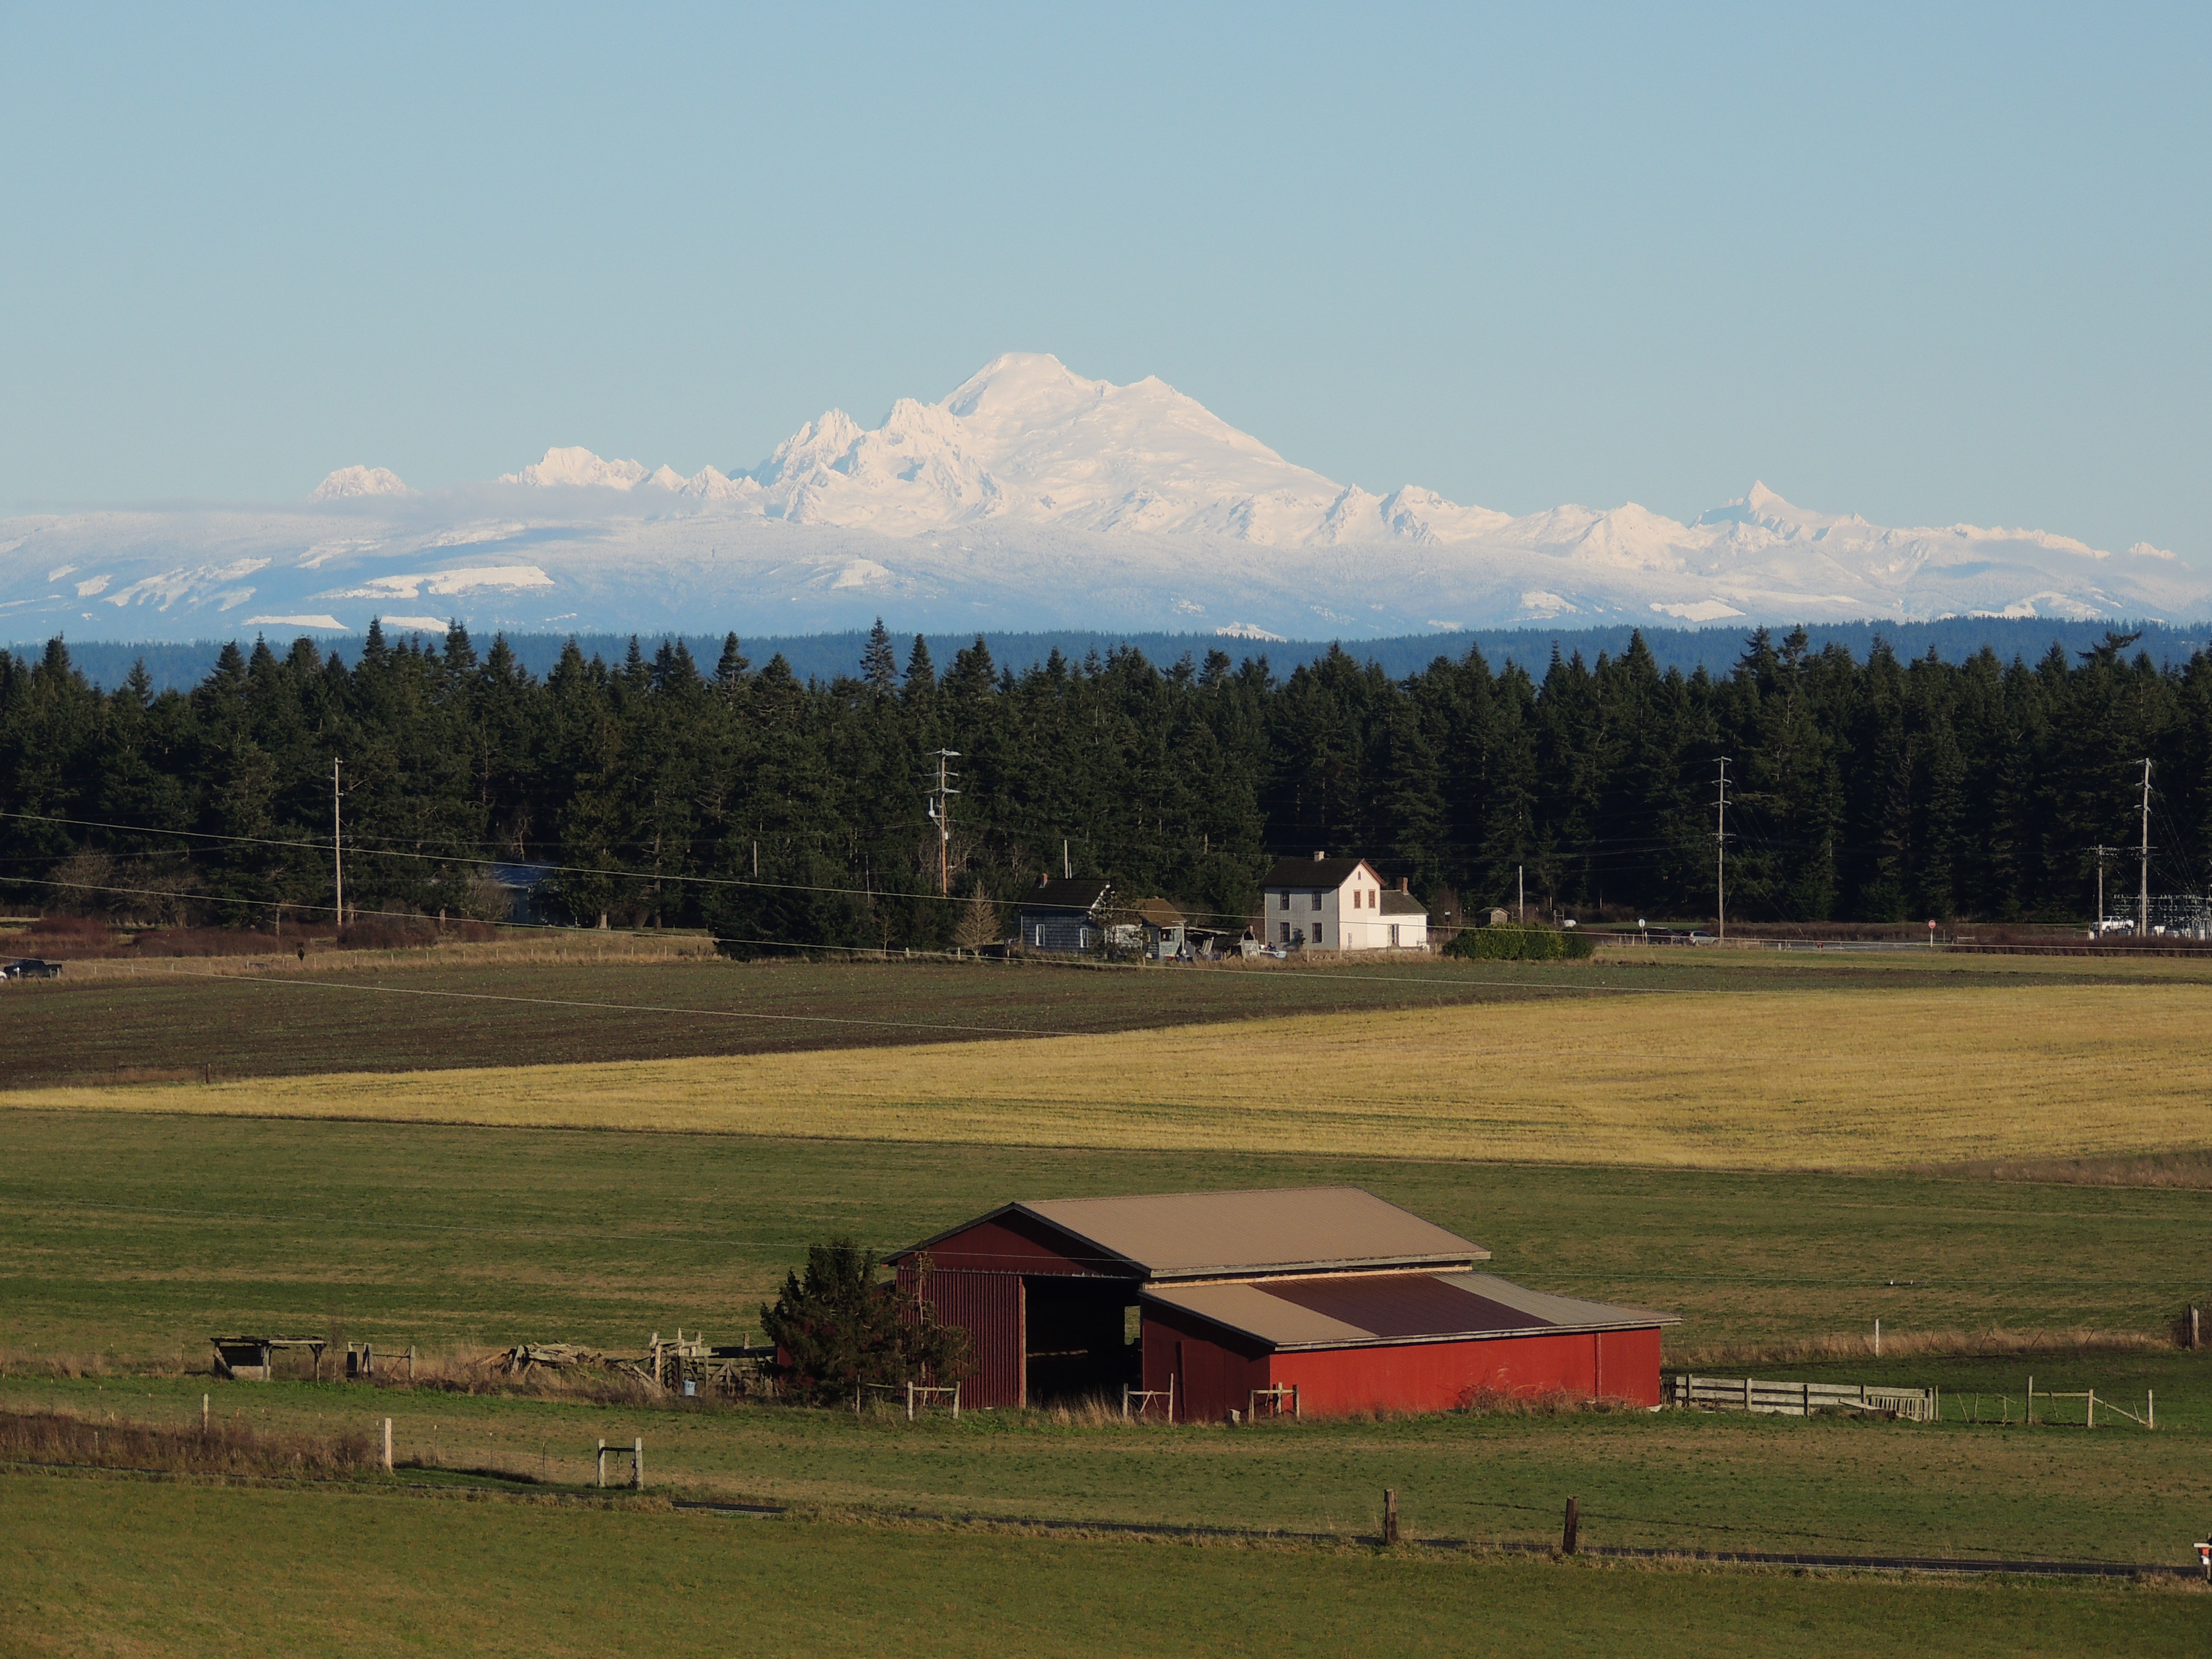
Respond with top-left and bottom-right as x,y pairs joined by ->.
887,1187 -> 1674,1418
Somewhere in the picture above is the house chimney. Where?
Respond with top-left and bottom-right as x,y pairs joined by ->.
1312,850 -> 1325,861
1398,877 -> 1408,892
1037,872 -> 1049,889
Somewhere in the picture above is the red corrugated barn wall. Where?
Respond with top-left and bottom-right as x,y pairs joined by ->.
1147,1308 -> 1663,1421
898,1267 -> 1023,1408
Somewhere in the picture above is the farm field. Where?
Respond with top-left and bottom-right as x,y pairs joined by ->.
10,1354 -> 2208,1564
3,1111 -> 2205,1358
11,975 -> 2210,1172
9,1477 -> 2194,1659
6,943 -> 2208,1089
7,949 -> 2209,1646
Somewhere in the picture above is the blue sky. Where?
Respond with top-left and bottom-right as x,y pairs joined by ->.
2,3 -> 2205,562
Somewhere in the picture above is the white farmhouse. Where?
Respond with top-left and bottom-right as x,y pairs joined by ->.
1262,854 -> 1429,951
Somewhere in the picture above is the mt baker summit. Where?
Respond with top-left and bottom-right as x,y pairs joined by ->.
9,353 -> 2203,642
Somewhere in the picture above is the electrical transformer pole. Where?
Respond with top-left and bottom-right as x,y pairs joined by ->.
2139,758 -> 2152,938
332,759 -> 344,928
1715,757 -> 1731,944
925,750 -> 961,896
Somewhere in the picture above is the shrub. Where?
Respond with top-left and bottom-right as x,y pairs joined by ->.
760,1239 -> 972,1405
1442,925 -> 1595,962
335,916 -> 498,950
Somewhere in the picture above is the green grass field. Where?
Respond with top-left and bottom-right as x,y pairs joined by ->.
4,1111 -> 2207,1357
10,1476 -> 2197,1659
11,1351 -> 2208,1564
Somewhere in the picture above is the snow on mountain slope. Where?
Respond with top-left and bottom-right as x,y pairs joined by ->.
498,446 -> 651,489
3,357 -> 2205,643
715,352 -> 1516,546
310,466 -> 412,500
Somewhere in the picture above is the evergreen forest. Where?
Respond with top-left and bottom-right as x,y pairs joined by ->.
3,618 -> 2208,948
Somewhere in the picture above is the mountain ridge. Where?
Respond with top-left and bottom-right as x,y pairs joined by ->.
3,353 -> 2202,642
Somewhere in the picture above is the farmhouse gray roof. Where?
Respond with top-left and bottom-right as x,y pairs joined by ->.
1379,890 -> 1427,916
1142,1271 -> 1679,1351
1262,856 -> 1373,890
1019,878 -> 1111,914
1007,1186 -> 1490,1280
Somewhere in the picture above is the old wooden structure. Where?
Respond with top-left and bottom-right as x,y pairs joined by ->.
209,1336 -> 329,1381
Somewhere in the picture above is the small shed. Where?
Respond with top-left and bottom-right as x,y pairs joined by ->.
1132,898 -> 1187,960
887,1187 -> 1673,1417
1016,877 -> 1113,954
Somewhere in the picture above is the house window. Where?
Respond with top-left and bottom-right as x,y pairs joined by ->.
1310,892 -> 1322,911
1278,922 -> 1289,944
1389,924 -> 1400,947
1316,925 -> 1328,946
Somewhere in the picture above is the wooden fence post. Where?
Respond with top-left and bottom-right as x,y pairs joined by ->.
633,1437 -> 643,1489
596,1439 -> 606,1488
1562,1495 -> 1580,1555
907,1381 -> 915,1422
1382,1489 -> 1399,1546
2190,1307 -> 2200,1351
381,1417 -> 392,1471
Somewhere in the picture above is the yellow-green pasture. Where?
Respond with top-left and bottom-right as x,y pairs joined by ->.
12,980 -> 2207,1171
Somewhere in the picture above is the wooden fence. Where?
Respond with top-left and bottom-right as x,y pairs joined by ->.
1666,1373 -> 1939,1421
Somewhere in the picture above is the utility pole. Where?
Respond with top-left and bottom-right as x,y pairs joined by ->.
332,759 -> 344,928
2139,757 -> 2152,937
925,750 -> 960,896
2089,844 -> 2114,933
1517,864 -> 1525,925
1715,757 -> 1731,944
1063,838 -> 1070,881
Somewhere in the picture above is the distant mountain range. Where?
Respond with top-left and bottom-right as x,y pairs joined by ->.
6,353 -> 2204,643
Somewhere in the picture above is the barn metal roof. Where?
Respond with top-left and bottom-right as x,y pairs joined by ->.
1142,1270 -> 1677,1350
1007,1187 -> 1490,1280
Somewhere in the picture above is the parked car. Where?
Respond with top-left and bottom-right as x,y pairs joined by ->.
2,957 -> 63,980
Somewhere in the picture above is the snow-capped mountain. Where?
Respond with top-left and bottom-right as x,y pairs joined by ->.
4,353 -> 2204,643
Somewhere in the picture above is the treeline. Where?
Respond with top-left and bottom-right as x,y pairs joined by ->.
2,619 -> 2207,945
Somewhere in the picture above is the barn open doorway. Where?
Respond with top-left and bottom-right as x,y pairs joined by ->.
1022,1275 -> 1140,1404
